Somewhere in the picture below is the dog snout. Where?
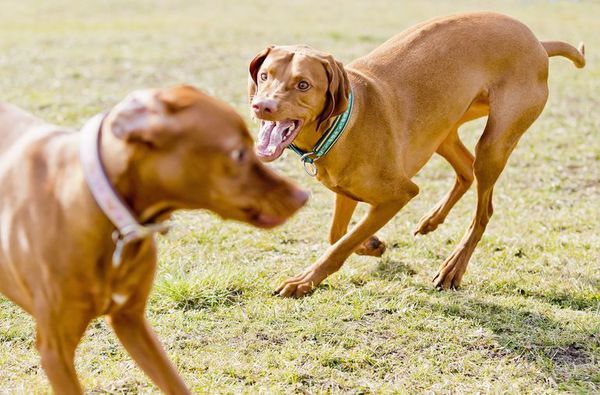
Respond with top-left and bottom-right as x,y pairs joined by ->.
290,187 -> 309,210
275,183 -> 309,218
252,98 -> 278,117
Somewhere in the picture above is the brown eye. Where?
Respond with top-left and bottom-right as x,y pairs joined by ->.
297,80 -> 310,91
259,72 -> 268,82
230,148 -> 247,164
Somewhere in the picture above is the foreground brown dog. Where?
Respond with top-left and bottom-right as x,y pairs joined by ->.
0,85 -> 307,393
248,12 -> 585,297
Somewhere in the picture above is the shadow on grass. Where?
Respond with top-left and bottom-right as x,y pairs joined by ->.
519,289 -> 599,312
89,378 -> 148,394
153,281 -> 245,312
174,287 -> 243,311
488,282 -> 600,312
423,294 -> 600,390
373,259 -> 417,280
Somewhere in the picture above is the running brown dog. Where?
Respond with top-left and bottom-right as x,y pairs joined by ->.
0,85 -> 307,393
247,12 -> 585,297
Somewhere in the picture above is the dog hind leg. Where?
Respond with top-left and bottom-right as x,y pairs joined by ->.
433,84 -> 548,289
414,130 -> 475,235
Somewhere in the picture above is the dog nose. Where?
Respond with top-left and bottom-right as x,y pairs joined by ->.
252,98 -> 278,116
291,188 -> 309,209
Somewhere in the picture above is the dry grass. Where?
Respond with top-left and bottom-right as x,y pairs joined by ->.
0,0 -> 599,393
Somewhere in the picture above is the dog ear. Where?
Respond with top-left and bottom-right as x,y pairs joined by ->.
248,45 -> 274,103
108,90 -> 174,148
316,55 -> 350,133
159,84 -> 201,113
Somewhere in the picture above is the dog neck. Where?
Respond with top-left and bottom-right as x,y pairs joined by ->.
74,115 -> 177,255
79,114 -> 175,270
96,119 -> 177,227
288,74 -> 363,170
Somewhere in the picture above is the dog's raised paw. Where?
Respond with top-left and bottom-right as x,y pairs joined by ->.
355,236 -> 386,257
414,214 -> 443,236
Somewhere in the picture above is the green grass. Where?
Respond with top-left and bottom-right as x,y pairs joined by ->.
1,0 -> 599,393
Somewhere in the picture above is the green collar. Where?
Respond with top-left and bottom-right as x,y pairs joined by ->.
288,91 -> 354,176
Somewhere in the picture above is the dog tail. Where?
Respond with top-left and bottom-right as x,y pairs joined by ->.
542,41 -> 586,68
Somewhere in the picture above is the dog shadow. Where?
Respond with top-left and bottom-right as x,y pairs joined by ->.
372,259 -> 417,280
420,293 -> 599,388
498,286 -> 600,312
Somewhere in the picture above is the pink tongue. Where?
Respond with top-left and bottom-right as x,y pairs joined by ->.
257,121 -> 275,152
257,120 -> 295,155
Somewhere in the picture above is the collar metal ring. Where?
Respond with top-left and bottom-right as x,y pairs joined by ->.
300,152 -> 318,176
303,160 -> 317,176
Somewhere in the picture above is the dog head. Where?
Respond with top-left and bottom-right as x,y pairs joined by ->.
248,45 -> 350,162
104,85 -> 308,228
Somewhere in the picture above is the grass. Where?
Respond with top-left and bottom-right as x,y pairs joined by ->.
0,0 -> 599,393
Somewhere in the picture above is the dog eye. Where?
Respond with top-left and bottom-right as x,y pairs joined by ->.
259,72 -> 268,82
230,148 -> 247,164
297,80 -> 311,91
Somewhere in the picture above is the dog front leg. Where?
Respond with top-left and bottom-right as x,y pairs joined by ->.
329,193 -> 386,257
109,310 -> 190,395
328,193 -> 358,244
276,186 -> 417,298
35,307 -> 92,395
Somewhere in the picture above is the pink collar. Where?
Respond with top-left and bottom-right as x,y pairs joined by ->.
79,113 -> 168,267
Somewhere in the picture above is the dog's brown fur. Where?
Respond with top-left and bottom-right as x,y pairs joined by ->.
0,85 -> 307,393
248,12 -> 585,297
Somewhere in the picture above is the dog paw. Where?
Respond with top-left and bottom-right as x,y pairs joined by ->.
432,250 -> 468,290
355,236 -> 386,257
274,268 -> 323,298
414,213 -> 443,236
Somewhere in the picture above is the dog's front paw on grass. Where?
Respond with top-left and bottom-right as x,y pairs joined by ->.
355,236 -> 386,257
274,268 -> 325,298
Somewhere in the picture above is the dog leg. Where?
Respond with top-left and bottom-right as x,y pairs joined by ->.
35,307 -> 92,395
328,193 -> 358,244
276,182 -> 418,297
433,86 -> 547,289
414,131 -> 474,235
329,193 -> 386,257
109,310 -> 190,395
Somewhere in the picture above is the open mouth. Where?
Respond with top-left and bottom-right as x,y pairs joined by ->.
255,119 -> 303,162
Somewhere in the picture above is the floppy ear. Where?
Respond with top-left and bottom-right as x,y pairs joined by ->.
247,45 -> 274,103
159,84 -> 200,113
316,55 -> 350,133
108,90 -> 174,147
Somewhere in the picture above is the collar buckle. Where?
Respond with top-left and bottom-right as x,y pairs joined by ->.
110,222 -> 171,267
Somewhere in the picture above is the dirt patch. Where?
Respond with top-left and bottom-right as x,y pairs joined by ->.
549,342 -> 593,366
